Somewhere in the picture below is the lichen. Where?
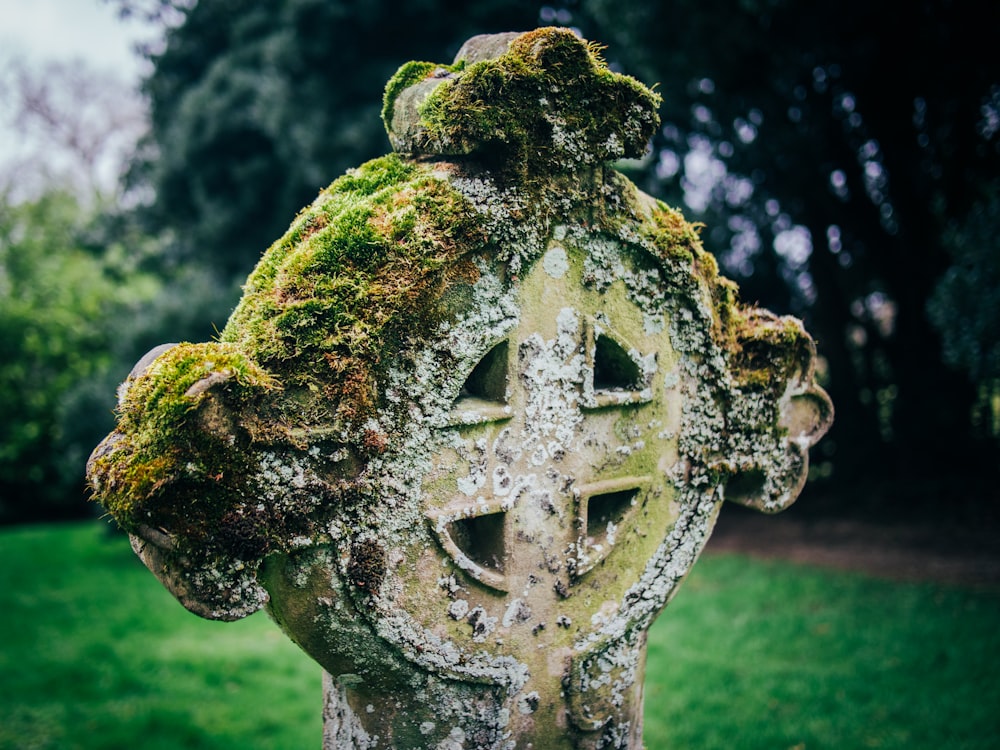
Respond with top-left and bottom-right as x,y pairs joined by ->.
87,27 -> 832,749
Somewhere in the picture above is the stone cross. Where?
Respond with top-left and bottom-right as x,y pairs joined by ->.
88,29 -> 832,750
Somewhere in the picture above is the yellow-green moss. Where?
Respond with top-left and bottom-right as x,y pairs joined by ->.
386,28 -> 660,177
731,311 -> 812,393
638,200 -> 748,351
221,154 -> 489,423
116,343 -> 276,434
640,201 -> 808,402
382,60 -> 464,128
644,202 -> 703,267
93,342 -> 277,532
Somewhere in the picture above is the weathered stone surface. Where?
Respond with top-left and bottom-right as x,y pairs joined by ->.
88,28 -> 832,749
383,28 -> 660,171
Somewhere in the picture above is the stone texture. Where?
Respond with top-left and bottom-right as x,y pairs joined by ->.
88,28 -> 832,749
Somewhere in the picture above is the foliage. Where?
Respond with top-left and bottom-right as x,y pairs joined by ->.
567,0 -> 1000,497
0,191 -> 163,521
927,185 -> 1000,438
3,521 -> 999,749
127,0 -> 543,279
0,46 -> 247,523
106,0 -> 196,27
118,0 -> 1000,507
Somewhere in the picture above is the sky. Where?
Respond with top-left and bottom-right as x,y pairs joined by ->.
0,0 -> 146,83
0,0 -> 151,198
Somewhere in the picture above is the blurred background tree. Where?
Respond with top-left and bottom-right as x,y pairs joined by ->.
567,0 -> 1000,514
2,0 -> 997,522
0,43 -> 229,522
0,190 -> 161,521
0,54 -> 144,522
125,0 -> 543,278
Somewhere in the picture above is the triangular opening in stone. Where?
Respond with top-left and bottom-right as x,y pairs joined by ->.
593,335 -> 641,391
459,340 -> 509,403
448,512 -> 506,574
586,488 -> 637,546
724,469 -> 767,507
448,341 -> 511,425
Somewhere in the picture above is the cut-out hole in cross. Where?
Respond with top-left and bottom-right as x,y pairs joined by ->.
428,500 -> 510,592
587,488 -> 637,544
461,340 -> 508,401
594,334 -> 641,391
573,476 -> 651,577
448,512 -> 506,575
723,469 -> 767,508
585,328 -> 653,409
449,340 -> 511,425
431,317 -> 660,595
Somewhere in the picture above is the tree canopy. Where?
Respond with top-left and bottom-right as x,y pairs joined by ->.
129,0 -> 543,277
568,0 -> 1000,504
108,0 -> 1000,515
0,191 -> 164,521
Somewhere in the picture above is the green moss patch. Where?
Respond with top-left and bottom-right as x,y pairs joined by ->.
92,342 -> 277,534
644,202 -> 703,267
384,28 -> 661,176
221,154 -> 488,421
639,200 -> 746,350
731,310 -> 814,393
381,60 -> 465,128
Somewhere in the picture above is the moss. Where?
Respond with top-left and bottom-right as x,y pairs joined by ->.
330,151 -> 420,196
243,156 -> 420,290
222,154 -> 489,425
386,28 -> 661,178
115,343 -> 276,434
730,310 -> 812,393
382,60 -> 464,130
218,505 -> 274,561
634,200 -> 749,352
90,342 -> 279,540
644,202 -> 702,267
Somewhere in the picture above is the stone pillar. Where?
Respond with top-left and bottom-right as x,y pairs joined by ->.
88,28 -> 832,749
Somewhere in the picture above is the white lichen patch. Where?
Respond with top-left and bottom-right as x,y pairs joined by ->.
519,308 -> 587,458
450,174 -> 547,275
542,244 -> 570,279
448,599 -> 469,620
501,598 -> 531,628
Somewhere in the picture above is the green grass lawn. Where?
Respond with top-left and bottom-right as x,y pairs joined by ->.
1,522 -> 998,749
